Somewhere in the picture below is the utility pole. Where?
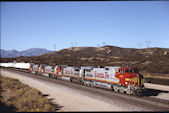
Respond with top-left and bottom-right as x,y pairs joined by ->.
74,43 -> 78,47
145,41 -> 151,48
97,44 -> 100,47
137,43 -> 143,49
102,42 -> 106,46
71,42 -> 73,47
19,52 -> 22,62
71,42 -> 78,47
54,44 -> 56,51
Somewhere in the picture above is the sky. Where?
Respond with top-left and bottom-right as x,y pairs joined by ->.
1,1 -> 169,51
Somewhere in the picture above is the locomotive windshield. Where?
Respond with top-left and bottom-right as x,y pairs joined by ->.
125,68 -> 139,73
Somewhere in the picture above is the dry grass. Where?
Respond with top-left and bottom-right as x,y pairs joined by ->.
0,76 -> 58,112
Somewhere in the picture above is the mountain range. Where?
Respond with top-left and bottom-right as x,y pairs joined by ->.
0,48 -> 52,58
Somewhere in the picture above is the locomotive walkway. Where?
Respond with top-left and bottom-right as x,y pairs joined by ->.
1,68 -> 169,111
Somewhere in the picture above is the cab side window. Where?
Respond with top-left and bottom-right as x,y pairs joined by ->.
85,69 -> 91,72
105,68 -> 109,70
134,68 -> 139,73
118,70 -> 123,74
75,68 -> 79,71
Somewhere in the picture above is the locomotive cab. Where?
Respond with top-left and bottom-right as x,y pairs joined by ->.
125,67 -> 144,87
116,67 -> 144,95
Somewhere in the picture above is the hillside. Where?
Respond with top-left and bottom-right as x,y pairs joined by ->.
1,45 -> 169,74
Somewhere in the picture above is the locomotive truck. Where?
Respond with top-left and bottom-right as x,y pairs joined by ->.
0,62 -> 144,96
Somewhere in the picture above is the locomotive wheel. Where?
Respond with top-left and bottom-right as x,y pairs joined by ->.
126,90 -> 131,95
90,83 -> 94,87
84,81 -> 87,86
133,90 -> 142,96
80,81 -> 84,85
120,87 -> 124,93
111,85 -> 114,91
87,81 -> 91,87
114,86 -> 118,92
50,74 -> 54,78
70,78 -> 73,82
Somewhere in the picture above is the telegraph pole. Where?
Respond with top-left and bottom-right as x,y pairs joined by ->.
102,42 -> 106,46
145,41 -> 151,48
97,44 -> 100,47
137,43 -> 143,49
71,42 -> 74,47
53,44 -> 56,51
74,43 -> 77,47
71,42 -> 78,47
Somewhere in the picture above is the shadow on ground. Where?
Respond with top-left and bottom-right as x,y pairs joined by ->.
141,88 -> 168,97
0,102 -> 16,112
43,94 -> 63,111
0,80 -> 16,112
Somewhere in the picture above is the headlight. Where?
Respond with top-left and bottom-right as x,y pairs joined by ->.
125,78 -> 131,81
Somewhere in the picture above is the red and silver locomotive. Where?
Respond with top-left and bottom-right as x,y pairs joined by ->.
0,62 -> 144,96
79,66 -> 144,95
30,64 -> 144,95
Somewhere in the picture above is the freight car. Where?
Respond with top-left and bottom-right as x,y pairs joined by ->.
0,62 -> 144,96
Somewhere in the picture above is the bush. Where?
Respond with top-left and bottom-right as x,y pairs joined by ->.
0,77 -> 56,112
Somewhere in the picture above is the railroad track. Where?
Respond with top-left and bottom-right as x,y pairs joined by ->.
1,67 -> 169,111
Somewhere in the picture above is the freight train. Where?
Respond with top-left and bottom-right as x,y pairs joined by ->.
0,62 -> 144,96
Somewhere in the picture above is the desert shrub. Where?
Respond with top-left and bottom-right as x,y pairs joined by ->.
0,77 -> 57,112
13,89 -> 25,99
44,103 -> 55,111
15,97 -> 30,109
19,106 -> 29,112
